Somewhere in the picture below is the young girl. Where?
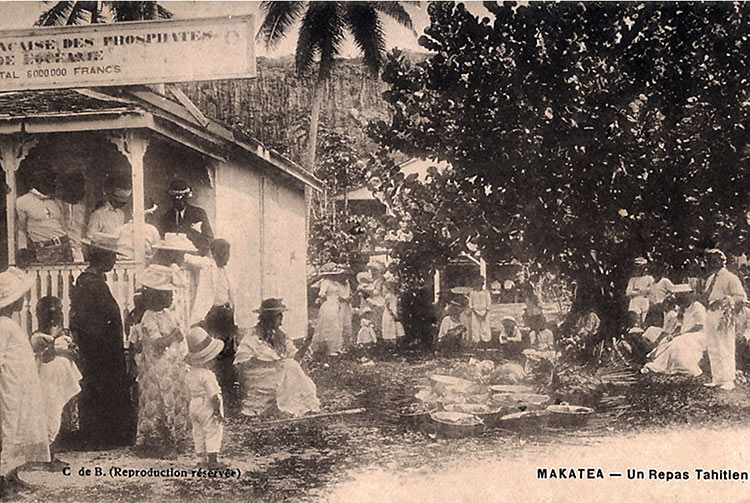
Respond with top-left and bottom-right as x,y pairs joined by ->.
30,296 -> 81,470
185,326 -> 226,469
130,265 -> 189,457
382,276 -> 405,342
469,275 -> 492,343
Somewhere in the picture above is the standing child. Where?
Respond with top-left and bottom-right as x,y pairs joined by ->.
30,296 -> 81,470
382,275 -> 405,342
130,265 -> 189,457
185,326 -> 226,469
469,275 -> 492,344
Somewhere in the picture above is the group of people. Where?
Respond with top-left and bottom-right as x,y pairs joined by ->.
310,260 -> 405,355
628,250 -> 747,390
0,176 -> 321,495
16,169 -> 214,265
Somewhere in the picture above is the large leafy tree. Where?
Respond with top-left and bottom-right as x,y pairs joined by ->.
370,2 -> 750,347
36,1 -> 172,26
258,1 -> 415,171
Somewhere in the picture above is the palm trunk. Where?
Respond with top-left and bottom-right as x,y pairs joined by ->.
306,73 -> 326,172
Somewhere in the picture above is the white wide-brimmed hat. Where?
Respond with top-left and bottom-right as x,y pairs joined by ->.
185,326 -> 224,365
0,267 -> 34,309
634,257 -> 648,266
139,264 -> 180,291
82,232 -> 123,255
670,284 -> 693,294
153,233 -> 197,253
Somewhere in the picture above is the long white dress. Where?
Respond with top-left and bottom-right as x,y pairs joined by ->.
381,290 -> 404,340
626,275 -> 655,323
469,289 -> 492,343
234,327 -> 320,417
30,331 -> 82,444
312,279 -> 344,353
0,317 -> 50,475
644,302 -> 707,377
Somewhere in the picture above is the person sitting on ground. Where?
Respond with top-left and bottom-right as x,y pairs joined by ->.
87,175 -> 130,239
626,257 -> 655,332
184,326 -> 226,470
531,320 -> 556,351
642,289 -> 708,377
233,299 -> 320,418
436,295 -> 468,353
30,296 -> 81,472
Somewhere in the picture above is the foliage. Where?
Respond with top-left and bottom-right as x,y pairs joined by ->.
308,132 -> 381,268
36,1 -> 172,25
369,2 -> 750,352
259,1 -> 415,170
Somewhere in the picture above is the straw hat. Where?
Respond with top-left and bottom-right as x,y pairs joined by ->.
0,267 -> 34,309
318,262 -> 347,277
82,233 -> 122,255
670,284 -> 693,294
634,257 -> 648,266
153,232 -> 198,253
111,186 -> 132,203
185,326 -> 224,365
253,298 -> 288,313
139,264 -> 179,291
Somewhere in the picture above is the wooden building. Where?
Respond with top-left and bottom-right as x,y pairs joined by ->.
0,86 -> 320,338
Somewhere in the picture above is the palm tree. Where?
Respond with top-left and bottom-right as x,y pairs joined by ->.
258,1 -> 415,171
36,1 -> 172,26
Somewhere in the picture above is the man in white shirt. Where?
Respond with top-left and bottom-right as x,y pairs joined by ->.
117,199 -> 162,262
645,267 -> 676,328
16,169 -> 72,264
703,248 -> 747,390
87,176 -> 130,239
184,238 -> 233,325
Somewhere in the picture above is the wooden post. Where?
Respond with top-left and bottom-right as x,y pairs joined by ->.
434,269 -> 441,304
108,130 -> 150,274
0,135 -> 38,265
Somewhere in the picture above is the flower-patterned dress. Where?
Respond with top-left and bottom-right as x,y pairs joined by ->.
131,309 -> 190,449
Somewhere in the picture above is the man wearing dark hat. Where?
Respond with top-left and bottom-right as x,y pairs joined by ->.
160,179 -> 213,254
87,175 -> 130,239
16,168 -> 72,264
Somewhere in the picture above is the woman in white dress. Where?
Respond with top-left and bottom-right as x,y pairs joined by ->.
643,291 -> 707,377
0,267 -> 50,493
312,263 -> 347,355
381,275 -> 404,341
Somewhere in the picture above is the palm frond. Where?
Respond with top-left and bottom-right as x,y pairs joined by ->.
156,4 -> 173,19
67,1 -> 91,25
372,1 -> 416,33
35,1 -> 74,26
258,1 -> 305,47
297,2 -> 345,79
344,3 -> 386,75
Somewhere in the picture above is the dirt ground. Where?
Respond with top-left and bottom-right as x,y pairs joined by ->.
13,341 -> 750,503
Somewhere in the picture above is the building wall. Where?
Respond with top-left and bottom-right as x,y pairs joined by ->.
215,159 -> 308,338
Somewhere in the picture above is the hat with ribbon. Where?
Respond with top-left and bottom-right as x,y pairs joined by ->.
0,267 -> 34,310
318,262 -> 348,277
253,298 -> 288,313
139,264 -> 180,291
168,179 -> 192,199
153,233 -> 198,253
185,326 -> 224,365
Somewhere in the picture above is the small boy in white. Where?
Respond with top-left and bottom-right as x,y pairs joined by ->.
185,326 -> 226,469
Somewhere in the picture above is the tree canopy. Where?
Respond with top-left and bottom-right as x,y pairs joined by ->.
369,2 -> 750,333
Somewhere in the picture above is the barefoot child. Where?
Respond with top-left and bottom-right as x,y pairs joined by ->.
185,326 -> 226,469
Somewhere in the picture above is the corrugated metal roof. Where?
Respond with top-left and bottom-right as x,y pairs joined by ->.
0,88 -> 137,117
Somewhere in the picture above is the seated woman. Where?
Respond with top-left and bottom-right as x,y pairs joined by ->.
233,299 -> 320,418
436,295 -> 468,353
642,291 -> 707,377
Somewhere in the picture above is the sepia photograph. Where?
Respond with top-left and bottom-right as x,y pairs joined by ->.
0,1 -> 748,501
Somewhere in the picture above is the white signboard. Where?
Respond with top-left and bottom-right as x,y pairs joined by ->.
0,15 -> 255,91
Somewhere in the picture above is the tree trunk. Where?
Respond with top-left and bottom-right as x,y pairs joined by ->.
306,73 -> 326,172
